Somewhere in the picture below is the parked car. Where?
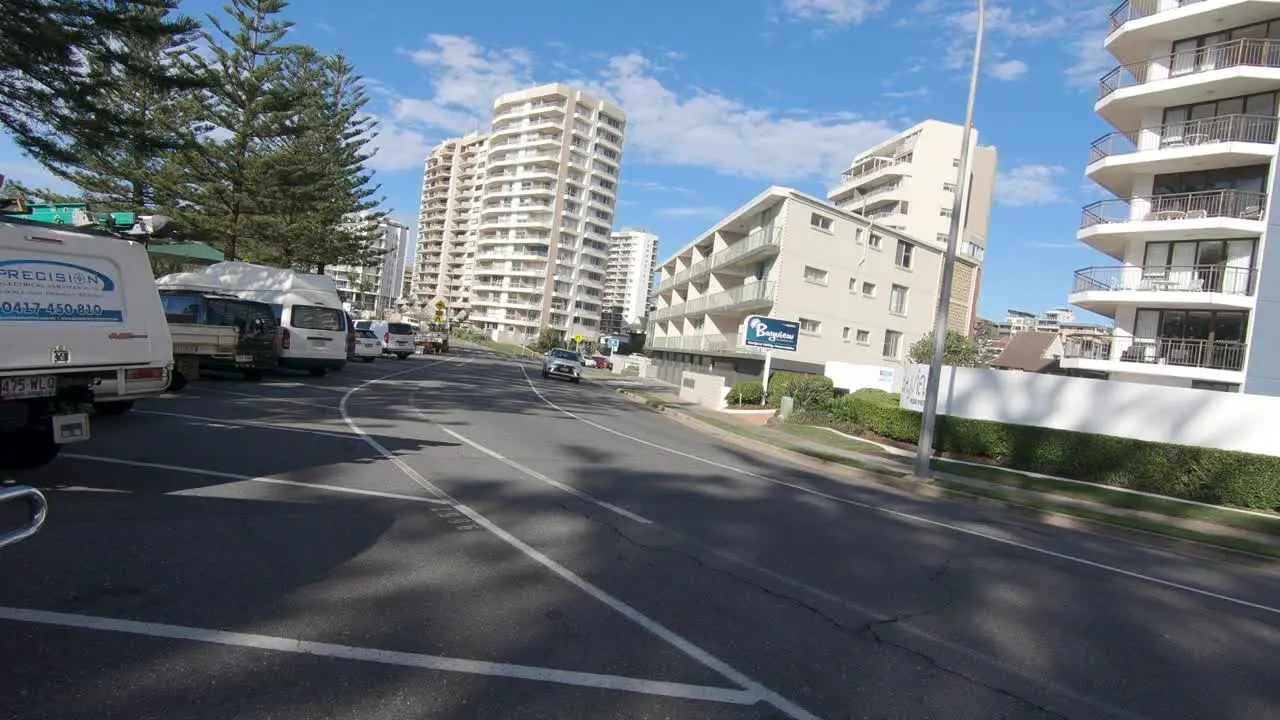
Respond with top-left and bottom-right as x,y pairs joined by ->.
349,329 -> 382,362
356,320 -> 416,359
582,355 -> 597,368
590,355 -> 613,370
542,349 -> 583,383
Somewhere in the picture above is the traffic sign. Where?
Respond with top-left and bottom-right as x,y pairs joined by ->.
573,334 -> 584,344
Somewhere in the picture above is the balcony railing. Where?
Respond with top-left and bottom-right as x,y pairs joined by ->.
1072,264 -> 1257,295
1100,37 -> 1280,100
650,282 -> 774,322
655,225 -> 781,292
1080,189 -> 1266,228
837,156 -> 909,186
1064,335 -> 1245,371
1108,0 -> 1208,31
649,333 -> 763,355
1089,114 -> 1279,163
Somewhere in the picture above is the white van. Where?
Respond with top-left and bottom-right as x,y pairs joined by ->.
0,215 -> 173,467
157,262 -> 348,377
355,320 -> 416,359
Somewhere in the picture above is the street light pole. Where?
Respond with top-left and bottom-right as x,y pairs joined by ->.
915,0 -> 986,478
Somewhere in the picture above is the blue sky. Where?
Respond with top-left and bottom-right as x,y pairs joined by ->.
0,0 -> 1122,322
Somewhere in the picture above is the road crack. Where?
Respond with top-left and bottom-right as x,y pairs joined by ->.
553,500 -> 1071,719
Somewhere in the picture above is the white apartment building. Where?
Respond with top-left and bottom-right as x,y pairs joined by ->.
648,186 -> 981,387
412,131 -> 489,314
331,216 -> 411,316
461,83 -> 626,342
827,119 -> 997,335
1064,1 -> 1280,393
602,227 -> 659,335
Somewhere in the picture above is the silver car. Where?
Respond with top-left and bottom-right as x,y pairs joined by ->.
542,349 -> 583,383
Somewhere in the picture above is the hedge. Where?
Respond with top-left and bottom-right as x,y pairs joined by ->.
727,380 -> 764,406
763,372 -> 834,410
821,389 -> 1280,510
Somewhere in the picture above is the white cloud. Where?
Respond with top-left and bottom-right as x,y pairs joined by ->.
392,37 -> 900,181
777,0 -> 890,25
988,59 -> 1028,81
996,164 -> 1068,207
365,118 -> 435,172
656,206 -> 725,219
883,87 -> 929,99
394,34 -> 534,134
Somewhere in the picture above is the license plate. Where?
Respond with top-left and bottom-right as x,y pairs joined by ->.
235,354 -> 253,363
1,375 -> 57,400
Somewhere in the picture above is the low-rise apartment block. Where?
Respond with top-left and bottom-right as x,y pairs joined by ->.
648,187 -> 980,387
827,119 -> 997,335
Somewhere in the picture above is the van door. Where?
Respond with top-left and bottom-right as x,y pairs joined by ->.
287,304 -> 347,359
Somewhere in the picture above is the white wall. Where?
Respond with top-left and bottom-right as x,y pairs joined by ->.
900,364 -> 1280,457
679,371 -> 728,409
825,361 -> 899,393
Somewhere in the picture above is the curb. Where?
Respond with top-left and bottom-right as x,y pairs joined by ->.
615,388 -> 1280,567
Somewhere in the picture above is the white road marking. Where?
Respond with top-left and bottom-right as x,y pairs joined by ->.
516,365 -> 1280,619
0,607 -> 756,705
193,387 -> 336,410
60,454 -> 451,505
137,410 -> 359,441
343,351 -> 819,720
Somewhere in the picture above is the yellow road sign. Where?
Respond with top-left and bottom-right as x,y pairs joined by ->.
573,335 -> 584,344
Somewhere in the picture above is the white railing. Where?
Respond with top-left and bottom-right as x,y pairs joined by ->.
650,333 -> 764,354
656,225 -> 781,292
650,282 -> 775,322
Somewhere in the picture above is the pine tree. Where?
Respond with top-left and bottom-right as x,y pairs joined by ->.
42,3 -> 206,211
164,0 -> 299,261
258,48 -> 389,273
0,1 -> 199,170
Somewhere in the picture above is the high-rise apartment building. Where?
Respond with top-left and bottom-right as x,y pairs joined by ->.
1063,2 -> 1280,394
649,186 -> 981,387
331,216 -> 411,316
468,84 -> 626,341
602,227 -> 659,335
413,131 -> 488,313
826,120 -> 997,335
410,84 -> 627,340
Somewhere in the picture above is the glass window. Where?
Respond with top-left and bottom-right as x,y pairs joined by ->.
803,266 -> 828,284
799,318 -> 821,334
890,285 -> 909,315
161,294 -> 201,324
290,305 -> 345,331
883,330 -> 902,358
895,241 -> 914,269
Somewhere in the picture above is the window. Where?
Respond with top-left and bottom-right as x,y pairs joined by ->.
842,326 -> 851,341
810,213 -> 833,231
936,232 -> 949,244
952,158 -> 960,167
848,277 -> 858,292
861,281 -> 876,297
896,241 -> 914,269
943,182 -> 955,192
855,329 -> 871,344
291,305 -> 345,331
883,330 -> 903,358
161,293 -> 202,324
803,265 -> 828,285
868,233 -> 883,249
940,207 -> 953,218
799,318 -> 821,334
889,284 -> 909,315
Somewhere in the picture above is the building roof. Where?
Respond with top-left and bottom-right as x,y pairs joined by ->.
990,332 -> 1061,373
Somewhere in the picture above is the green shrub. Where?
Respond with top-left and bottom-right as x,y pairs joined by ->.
787,375 -> 835,410
727,380 -> 764,406
765,372 -> 804,407
818,390 -> 1280,510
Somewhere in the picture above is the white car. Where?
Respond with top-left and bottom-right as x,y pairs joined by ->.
350,329 -> 381,362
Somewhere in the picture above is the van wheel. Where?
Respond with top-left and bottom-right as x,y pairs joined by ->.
0,428 -> 60,470
396,353 -> 409,360
242,369 -> 264,381
167,371 -> 188,393
364,357 -> 376,363
94,400 -> 135,416
309,367 -> 327,378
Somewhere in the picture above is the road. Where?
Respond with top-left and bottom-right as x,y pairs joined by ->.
2,345 -> 1279,719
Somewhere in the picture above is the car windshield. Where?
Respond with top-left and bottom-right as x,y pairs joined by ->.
549,349 -> 580,362
356,329 -> 378,339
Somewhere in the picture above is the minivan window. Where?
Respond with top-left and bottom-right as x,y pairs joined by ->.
387,322 -> 414,335
206,298 -> 277,333
356,329 -> 378,339
291,305 -> 345,331
355,320 -> 372,330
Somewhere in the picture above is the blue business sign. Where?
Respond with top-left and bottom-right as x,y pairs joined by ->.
743,315 -> 799,352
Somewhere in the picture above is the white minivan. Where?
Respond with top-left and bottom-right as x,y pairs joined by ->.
157,262 -> 348,377
356,320 -> 416,359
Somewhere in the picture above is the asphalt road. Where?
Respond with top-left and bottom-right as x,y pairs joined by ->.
3,345 -> 1280,719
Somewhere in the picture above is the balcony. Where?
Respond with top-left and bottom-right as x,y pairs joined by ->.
650,282 -> 775,322
1078,189 -> 1265,257
1087,114 -> 1278,195
1070,264 -> 1257,315
649,333 -> 764,355
655,225 -> 781,293
1097,37 -> 1280,127
1062,335 -> 1246,381
1106,1 -> 1280,61
828,157 -> 911,200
